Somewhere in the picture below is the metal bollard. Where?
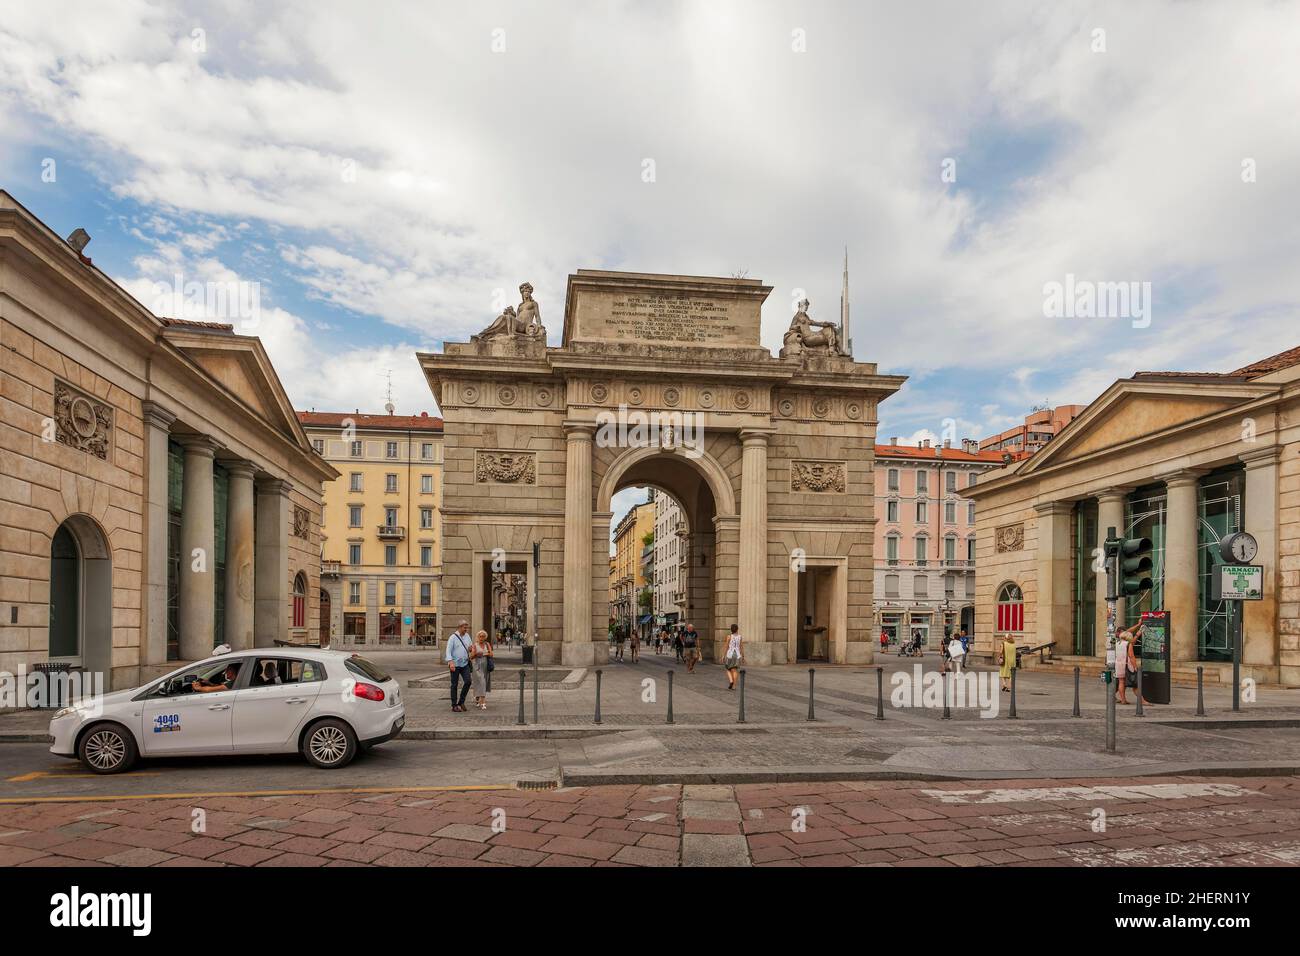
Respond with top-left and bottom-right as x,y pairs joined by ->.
738,669 -> 746,724
1072,666 -> 1081,717
594,669 -> 602,725
533,667 -> 539,725
516,669 -> 526,726
875,667 -> 885,721
807,668 -> 816,721
666,670 -> 675,724
1196,666 -> 1206,717
1008,667 -> 1018,719
1106,668 -> 1117,753
942,670 -> 951,720
1135,665 -> 1144,717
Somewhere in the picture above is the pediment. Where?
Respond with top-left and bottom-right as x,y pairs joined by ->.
169,334 -> 308,448
1022,382 -> 1262,474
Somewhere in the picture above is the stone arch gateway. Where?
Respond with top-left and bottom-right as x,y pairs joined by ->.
419,270 -> 905,666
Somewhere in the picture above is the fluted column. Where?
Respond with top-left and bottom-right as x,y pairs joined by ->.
224,462 -> 256,650
255,478 -> 292,646
737,429 -> 770,651
1033,500 -> 1073,655
1095,489 -> 1130,658
1241,448 -> 1279,667
561,422 -> 595,666
179,436 -> 218,661
142,402 -> 176,668
1162,470 -> 1204,663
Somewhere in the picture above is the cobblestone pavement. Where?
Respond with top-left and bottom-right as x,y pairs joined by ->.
2,774 -> 1298,867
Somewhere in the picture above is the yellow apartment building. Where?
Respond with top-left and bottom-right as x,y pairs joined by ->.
610,498 -> 655,633
298,409 -> 444,649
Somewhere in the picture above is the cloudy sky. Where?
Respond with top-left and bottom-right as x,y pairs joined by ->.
3,0 -> 1298,521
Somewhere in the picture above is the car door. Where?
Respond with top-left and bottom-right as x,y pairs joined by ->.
140,684 -> 235,756
232,658 -> 326,752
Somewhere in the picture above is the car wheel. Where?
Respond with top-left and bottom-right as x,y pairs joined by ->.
78,723 -> 138,774
302,719 -> 357,769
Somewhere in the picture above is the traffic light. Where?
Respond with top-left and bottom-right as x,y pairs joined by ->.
1119,536 -> 1153,596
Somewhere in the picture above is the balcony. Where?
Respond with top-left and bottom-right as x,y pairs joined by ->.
376,525 -> 406,540
321,560 -> 342,577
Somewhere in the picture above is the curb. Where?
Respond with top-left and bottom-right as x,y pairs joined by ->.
559,761 -> 1300,787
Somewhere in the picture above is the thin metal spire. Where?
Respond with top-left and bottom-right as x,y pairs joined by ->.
840,246 -> 852,358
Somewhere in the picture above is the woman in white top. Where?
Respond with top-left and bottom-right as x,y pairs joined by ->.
723,623 -> 744,689
470,630 -> 494,710
947,635 -> 965,674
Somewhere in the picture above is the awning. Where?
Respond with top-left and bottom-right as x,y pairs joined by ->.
638,614 -> 653,624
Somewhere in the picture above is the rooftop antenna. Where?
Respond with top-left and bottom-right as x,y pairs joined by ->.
840,246 -> 853,359
383,369 -> 395,415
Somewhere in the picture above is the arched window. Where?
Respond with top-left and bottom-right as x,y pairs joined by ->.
292,572 -> 307,629
996,582 -> 1024,633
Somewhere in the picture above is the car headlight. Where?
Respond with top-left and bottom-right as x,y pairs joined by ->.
52,707 -> 80,720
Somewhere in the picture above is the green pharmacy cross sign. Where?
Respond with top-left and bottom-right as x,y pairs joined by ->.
1216,565 -> 1263,602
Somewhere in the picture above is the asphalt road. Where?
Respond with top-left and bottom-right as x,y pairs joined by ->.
0,738 -> 563,801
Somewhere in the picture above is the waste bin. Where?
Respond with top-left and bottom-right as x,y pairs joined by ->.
31,662 -> 74,709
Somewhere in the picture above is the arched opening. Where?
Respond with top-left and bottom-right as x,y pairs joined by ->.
48,515 -> 112,679
996,581 -> 1025,636
318,588 -> 331,647
600,447 -> 725,656
291,572 -> 307,630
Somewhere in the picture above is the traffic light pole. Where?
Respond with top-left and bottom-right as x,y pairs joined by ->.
1104,527 -> 1118,754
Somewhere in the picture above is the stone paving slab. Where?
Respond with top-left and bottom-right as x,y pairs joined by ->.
2,773 -> 1296,867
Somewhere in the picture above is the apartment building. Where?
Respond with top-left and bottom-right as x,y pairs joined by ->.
610,496 -> 655,633
873,437 -> 1007,648
652,491 -> 688,624
298,408 -> 444,650
980,404 -> 1086,458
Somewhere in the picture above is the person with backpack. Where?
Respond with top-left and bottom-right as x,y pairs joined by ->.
682,623 -> 701,673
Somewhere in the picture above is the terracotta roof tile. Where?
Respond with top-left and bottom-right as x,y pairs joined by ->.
874,444 -> 1008,463
160,317 -> 235,332
1231,344 -> 1300,378
297,410 -> 444,432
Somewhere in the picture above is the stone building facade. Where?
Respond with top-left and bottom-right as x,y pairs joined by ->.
968,348 -> 1300,686
420,270 -> 904,666
0,191 -> 335,692
873,438 -> 1006,648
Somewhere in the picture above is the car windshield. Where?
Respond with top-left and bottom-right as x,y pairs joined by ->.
345,656 -> 390,682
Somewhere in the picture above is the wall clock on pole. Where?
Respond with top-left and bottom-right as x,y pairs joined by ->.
1218,531 -> 1258,564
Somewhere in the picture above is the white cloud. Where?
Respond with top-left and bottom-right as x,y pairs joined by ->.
2,0 -> 1297,430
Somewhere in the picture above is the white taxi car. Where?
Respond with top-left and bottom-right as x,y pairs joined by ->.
49,648 -> 405,774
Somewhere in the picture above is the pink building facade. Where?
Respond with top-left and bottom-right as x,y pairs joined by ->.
873,438 -> 1007,648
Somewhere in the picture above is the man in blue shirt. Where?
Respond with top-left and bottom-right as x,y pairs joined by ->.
445,620 -> 473,712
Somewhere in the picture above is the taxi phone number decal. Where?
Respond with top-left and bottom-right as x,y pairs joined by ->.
153,713 -> 181,733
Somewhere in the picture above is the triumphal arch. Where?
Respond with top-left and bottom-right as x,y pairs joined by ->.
419,270 -> 904,666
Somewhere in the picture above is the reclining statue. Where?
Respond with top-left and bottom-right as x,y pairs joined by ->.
783,298 -> 844,355
475,282 -> 545,340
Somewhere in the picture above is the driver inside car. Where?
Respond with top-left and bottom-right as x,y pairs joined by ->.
192,663 -> 241,693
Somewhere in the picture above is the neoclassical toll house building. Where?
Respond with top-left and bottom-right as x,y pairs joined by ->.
968,346 -> 1300,687
1,192 -> 336,692
420,270 -> 905,666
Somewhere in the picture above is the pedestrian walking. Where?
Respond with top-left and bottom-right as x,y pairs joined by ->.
723,623 -> 744,689
1114,624 -> 1140,704
1125,624 -> 1148,707
999,633 -> 1016,692
629,628 -> 639,663
674,628 -> 684,662
445,620 -> 473,713
682,623 -> 701,672
947,634 -> 965,674
880,629 -> 889,653
470,628 -> 494,711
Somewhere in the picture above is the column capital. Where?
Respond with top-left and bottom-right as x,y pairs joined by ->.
224,460 -> 258,480
141,401 -> 177,431
1032,499 -> 1073,516
1239,446 -> 1281,469
562,420 -> 595,440
739,428 -> 773,447
1159,468 -> 1208,489
178,434 -> 220,457
255,477 -> 294,498
1094,486 -> 1134,503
